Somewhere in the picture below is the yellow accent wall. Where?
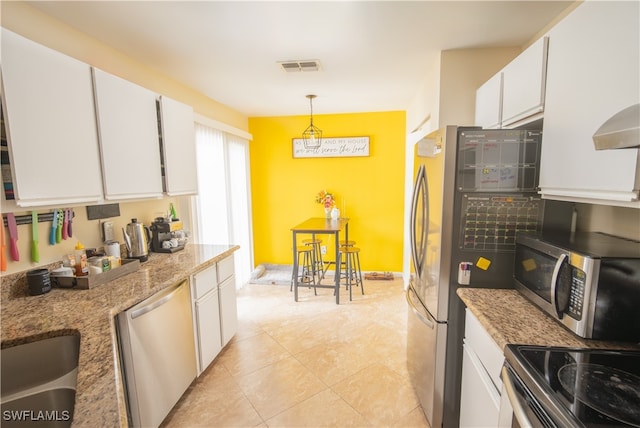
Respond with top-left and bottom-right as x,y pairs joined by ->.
249,111 -> 405,272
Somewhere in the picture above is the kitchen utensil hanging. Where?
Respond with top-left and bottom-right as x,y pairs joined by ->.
31,211 -> 39,262
6,213 -> 18,261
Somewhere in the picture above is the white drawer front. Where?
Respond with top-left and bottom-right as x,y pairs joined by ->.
464,309 -> 504,390
217,255 -> 235,283
192,265 -> 218,299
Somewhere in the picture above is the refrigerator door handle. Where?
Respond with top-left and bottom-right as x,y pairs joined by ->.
406,287 -> 435,329
410,165 -> 427,277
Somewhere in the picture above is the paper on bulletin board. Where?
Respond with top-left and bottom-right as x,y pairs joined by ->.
292,136 -> 370,158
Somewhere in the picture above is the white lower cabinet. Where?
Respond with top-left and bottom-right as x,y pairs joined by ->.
191,255 -> 237,375
194,286 -> 222,374
459,309 -> 504,427
219,276 -> 238,347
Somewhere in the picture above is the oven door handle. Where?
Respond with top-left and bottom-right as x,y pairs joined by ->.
550,253 -> 568,319
501,366 -> 534,428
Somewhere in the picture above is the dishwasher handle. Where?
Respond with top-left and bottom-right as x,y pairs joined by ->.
131,281 -> 187,319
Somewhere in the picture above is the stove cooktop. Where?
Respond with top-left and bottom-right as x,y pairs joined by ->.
505,345 -> 640,427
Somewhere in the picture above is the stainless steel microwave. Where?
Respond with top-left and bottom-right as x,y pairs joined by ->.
513,232 -> 640,342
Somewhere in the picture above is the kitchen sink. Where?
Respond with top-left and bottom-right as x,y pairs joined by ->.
1,334 -> 80,427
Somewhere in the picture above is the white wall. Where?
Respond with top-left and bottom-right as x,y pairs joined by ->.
576,204 -> 640,240
402,47 -> 523,281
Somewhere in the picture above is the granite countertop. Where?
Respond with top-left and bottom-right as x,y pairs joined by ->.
1,243 -> 239,427
457,288 -> 640,352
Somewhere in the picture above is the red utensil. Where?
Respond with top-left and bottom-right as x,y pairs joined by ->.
6,213 -> 19,261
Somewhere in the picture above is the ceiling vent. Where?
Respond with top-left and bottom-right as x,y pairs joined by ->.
278,60 -> 321,73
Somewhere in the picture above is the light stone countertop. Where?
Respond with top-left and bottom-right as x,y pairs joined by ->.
1,243 -> 239,427
457,288 -> 640,352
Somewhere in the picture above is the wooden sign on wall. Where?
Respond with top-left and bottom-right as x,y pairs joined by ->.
292,136 -> 370,158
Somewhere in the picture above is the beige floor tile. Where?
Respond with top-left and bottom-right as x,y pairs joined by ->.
331,363 -> 420,426
216,331 -> 290,377
235,356 -> 327,420
294,340 -> 374,386
393,406 -> 431,428
162,364 -> 262,428
163,278 -> 430,428
265,389 -> 370,427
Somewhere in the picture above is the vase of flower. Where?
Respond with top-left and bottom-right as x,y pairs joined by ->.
316,190 -> 336,219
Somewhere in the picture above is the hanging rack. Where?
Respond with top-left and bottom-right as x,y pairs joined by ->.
2,209 -> 75,227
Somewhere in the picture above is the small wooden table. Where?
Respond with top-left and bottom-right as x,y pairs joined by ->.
291,217 -> 349,304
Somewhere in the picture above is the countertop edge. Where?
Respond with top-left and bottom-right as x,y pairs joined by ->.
1,243 -> 240,427
456,288 -> 640,352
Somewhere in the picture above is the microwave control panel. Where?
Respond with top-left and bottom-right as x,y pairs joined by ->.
568,268 -> 586,319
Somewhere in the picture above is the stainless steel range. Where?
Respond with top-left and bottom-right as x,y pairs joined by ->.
501,345 -> 640,427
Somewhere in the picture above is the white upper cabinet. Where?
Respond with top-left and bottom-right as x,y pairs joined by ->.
540,1 -> 640,205
158,96 -> 198,196
92,68 -> 163,200
475,37 -> 548,129
501,37 -> 548,127
474,72 -> 502,129
0,29 -> 103,207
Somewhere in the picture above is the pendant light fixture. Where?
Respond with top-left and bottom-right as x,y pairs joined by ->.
302,94 -> 322,149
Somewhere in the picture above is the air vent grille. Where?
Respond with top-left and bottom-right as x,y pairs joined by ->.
278,60 -> 321,72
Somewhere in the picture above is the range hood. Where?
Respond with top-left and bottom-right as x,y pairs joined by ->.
593,104 -> 640,150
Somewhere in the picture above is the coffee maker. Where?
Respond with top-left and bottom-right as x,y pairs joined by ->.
150,218 -> 185,253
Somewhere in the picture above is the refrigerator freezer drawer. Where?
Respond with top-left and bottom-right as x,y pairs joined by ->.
406,286 -> 447,428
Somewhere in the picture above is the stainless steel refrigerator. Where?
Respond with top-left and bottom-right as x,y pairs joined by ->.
406,126 -> 572,427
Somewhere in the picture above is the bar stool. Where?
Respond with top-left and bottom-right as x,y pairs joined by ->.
290,246 -> 317,295
338,246 -> 364,301
303,238 -> 324,283
339,240 -> 356,281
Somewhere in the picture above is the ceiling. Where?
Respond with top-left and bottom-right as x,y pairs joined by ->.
25,1 -> 575,117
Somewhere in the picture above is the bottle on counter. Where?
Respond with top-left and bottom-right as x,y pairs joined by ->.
74,241 -> 89,276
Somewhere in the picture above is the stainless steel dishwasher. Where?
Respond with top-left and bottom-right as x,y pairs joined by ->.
116,280 -> 196,428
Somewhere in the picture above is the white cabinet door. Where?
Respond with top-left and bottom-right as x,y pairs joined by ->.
459,344 -> 501,428
501,37 -> 548,127
540,1 -> 640,204
218,276 -> 238,346
195,288 -> 222,374
92,68 -> 163,200
459,310 -> 503,428
475,72 -> 502,129
0,29 -> 103,207
158,96 -> 198,196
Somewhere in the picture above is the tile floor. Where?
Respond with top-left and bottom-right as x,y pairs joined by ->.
161,276 -> 431,427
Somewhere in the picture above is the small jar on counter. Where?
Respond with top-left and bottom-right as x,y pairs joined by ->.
74,242 -> 88,276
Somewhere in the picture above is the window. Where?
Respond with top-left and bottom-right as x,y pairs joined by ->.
193,123 -> 253,287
